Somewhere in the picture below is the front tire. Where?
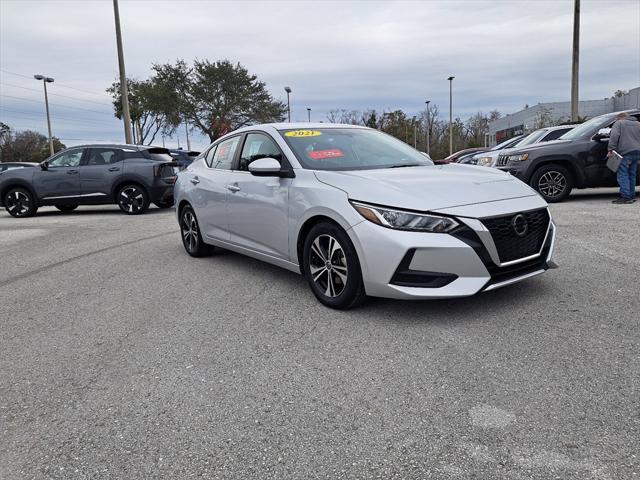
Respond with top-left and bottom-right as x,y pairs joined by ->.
56,204 -> 78,212
303,222 -> 366,310
4,187 -> 38,218
180,205 -> 214,257
530,164 -> 573,202
117,184 -> 149,215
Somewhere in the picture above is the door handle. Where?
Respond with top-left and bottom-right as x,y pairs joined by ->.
226,185 -> 241,192
190,177 -> 200,185
67,170 -> 78,174
108,167 -> 120,172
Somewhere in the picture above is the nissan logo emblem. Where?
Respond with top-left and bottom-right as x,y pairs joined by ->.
511,214 -> 528,237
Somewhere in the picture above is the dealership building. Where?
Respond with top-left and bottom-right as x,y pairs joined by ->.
487,87 -> 640,146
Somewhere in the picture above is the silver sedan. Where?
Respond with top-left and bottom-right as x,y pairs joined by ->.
174,124 -> 557,309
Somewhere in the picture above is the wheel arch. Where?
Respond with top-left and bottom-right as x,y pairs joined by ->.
295,208 -> 361,274
0,181 -> 39,206
529,158 -> 584,187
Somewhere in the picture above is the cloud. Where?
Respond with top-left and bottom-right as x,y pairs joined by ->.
1,0 -> 638,147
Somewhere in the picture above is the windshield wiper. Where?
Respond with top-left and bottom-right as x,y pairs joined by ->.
389,164 -> 423,168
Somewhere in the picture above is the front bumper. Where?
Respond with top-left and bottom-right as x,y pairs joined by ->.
348,206 -> 556,300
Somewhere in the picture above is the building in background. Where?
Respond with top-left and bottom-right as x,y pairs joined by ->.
487,87 -> 639,146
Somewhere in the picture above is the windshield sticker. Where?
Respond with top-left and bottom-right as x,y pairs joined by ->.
308,149 -> 344,160
284,130 -> 322,138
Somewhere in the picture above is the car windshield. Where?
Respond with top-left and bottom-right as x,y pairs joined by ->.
559,115 -> 613,140
491,136 -> 522,150
516,129 -> 548,147
280,128 -> 433,171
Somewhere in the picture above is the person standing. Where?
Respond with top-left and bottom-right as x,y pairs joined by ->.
608,112 -> 640,204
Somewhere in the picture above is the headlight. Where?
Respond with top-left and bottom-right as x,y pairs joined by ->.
506,153 -> 529,162
350,201 -> 459,233
478,156 -> 493,167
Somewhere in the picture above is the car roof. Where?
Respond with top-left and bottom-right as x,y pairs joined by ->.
256,122 -> 369,131
62,144 -> 166,150
2,162 -> 38,166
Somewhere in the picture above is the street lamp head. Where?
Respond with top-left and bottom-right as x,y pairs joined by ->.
45,77 -> 55,83
284,86 -> 292,93
34,74 -> 45,80
425,100 -> 430,106
447,76 -> 455,81
307,108 -> 311,112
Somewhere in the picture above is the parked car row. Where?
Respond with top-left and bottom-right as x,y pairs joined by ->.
0,145 -> 178,217
444,109 -> 640,202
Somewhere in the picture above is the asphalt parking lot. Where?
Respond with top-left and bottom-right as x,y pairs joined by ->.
1,188 -> 638,480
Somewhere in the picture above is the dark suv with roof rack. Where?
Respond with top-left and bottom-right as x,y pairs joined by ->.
0,144 -> 178,217
496,110 -> 640,202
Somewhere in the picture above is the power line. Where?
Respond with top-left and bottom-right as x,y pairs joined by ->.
1,82 -> 113,107
0,68 -> 112,98
0,94 -> 115,116
0,107 -> 117,127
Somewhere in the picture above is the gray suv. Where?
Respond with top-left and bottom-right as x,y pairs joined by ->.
0,144 -> 177,217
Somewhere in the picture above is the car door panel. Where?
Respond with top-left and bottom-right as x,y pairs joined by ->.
227,132 -> 292,260
227,173 -> 291,258
80,148 -> 123,200
33,148 -> 84,200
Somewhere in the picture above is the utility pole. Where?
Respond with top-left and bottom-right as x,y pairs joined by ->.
571,0 -> 580,122
113,0 -> 133,144
425,100 -> 431,155
185,123 -> 191,150
284,86 -> 292,122
307,108 -> 311,122
33,75 -> 55,156
448,76 -> 455,156
413,116 -> 417,149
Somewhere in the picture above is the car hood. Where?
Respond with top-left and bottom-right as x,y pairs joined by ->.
506,138 -> 573,155
314,164 -> 537,211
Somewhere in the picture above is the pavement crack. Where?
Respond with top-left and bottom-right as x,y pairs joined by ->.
0,230 -> 176,287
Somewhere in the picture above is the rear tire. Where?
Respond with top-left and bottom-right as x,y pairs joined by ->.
530,164 -> 573,203
302,222 -> 366,310
180,205 -> 214,257
56,204 -> 78,212
117,184 -> 149,215
4,187 -> 38,218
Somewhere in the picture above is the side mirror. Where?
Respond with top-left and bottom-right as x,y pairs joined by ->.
594,128 -> 611,141
248,157 -> 286,177
40,161 -> 49,171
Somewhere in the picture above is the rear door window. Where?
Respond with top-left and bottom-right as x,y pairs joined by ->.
211,136 -> 240,170
542,129 -> 571,141
86,148 -> 123,165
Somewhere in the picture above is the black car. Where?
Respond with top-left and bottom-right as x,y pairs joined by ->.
496,110 -> 640,202
0,144 -> 178,218
168,149 -> 201,169
0,162 -> 38,172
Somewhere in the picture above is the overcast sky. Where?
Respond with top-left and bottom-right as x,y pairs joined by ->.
1,0 -> 639,149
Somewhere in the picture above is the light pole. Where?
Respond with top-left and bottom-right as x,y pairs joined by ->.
571,0 -> 580,122
307,108 -> 311,122
33,75 -> 55,156
113,0 -> 133,144
425,100 -> 431,155
447,76 -> 455,156
412,116 -> 417,149
284,86 -> 292,122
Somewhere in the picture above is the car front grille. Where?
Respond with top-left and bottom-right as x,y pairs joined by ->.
496,155 -> 509,166
481,209 -> 550,263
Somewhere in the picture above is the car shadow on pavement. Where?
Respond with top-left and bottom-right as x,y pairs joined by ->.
208,246 -> 552,323
32,207 -> 172,217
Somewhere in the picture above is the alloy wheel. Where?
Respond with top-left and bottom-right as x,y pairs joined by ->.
538,171 -> 566,198
6,190 -> 32,217
119,186 -> 145,213
181,210 -> 199,253
308,234 -> 348,298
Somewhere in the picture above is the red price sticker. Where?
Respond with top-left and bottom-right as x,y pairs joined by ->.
308,149 -> 344,160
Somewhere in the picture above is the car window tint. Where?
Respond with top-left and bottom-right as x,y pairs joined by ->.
49,148 -> 84,167
211,137 -> 240,170
204,146 -> 217,167
543,129 -> 570,141
87,148 -> 121,165
239,133 -> 283,171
